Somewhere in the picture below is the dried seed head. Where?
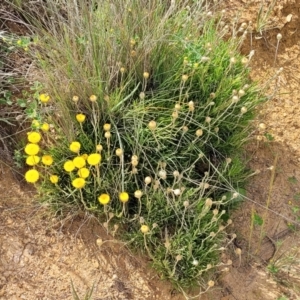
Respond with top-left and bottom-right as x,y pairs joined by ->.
132,167 -> 138,174
131,160 -> 138,167
134,190 -> 143,199
232,95 -> 239,103
173,189 -> 181,196
96,144 -> 103,152
139,92 -> 145,100
210,231 -> 216,237
143,72 -> 149,79
201,56 -> 210,62
148,120 -> 157,131
72,95 -> 79,102
205,198 -> 213,207
227,219 -> 232,225
176,254 -> 183,261
183,200 -> 189,207
205,116 -> 211,123
144,176 -> 152,185
104,131 -> 111,139
175,103 -> 181,110
182,126 -> 188,133
182,74 -> 188,82
230,57 -> 236,64
241,106 -> 247,114
120,67 -> 125,73
89,95 -> 97,102
214,127 -> 219,133
172,110 -> 179,119
158,170 -> 167,180
213,209 -> 218,215
192,260 -> 199,266
259,123 -> 266,130
241,57 -> 249,65
277,33 -> 282,40
238,89 -> 245,97
116,148 -> 123,157
235,248 -> 242,255
196,129 -> 203,137
173,170 -> 180,177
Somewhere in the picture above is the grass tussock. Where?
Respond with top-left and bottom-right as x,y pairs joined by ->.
9,0 -> 267,295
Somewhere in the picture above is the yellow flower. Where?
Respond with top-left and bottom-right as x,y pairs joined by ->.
69,141 -> 81,153
87,153 -> 101,166
119,192 -> 129,203
25,169 -> 40,183
103,123 -> 111,131
89,95 -> 97,102
141,225 -> 149,234
77,168 -> 90,179
24,143 -> 40,155
72,177 -> 86,189
42,155 -> 53,166
41,123 -> 50,132
98,193 -> 110,205
76,113 -> 86,123
39,93 -> 50,103
50,175 -> 59,184
73,156 -> 86,169
27,132 -> 41,144
63,160 -> 75,172
26,155 -> 40,166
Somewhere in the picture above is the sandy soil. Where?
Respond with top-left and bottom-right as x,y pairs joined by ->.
1,1 -> 300,299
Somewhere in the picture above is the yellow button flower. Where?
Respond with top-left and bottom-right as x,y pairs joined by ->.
27,132 -> 41,144
69,141 -> 81,153
103,123 -> 111,131
77,167 -> 90,179
119,192 -> 129,203
39,93 -> 50,103
72,177 -> 86,189
63,160 -> 75,172
24,143 -> 40,156
76,113 -> 86,123
50,175 -> 59,184
25,169 -> 40,183
41,123 -> 50,132
73,156 -> 86,169
42,155 -> 53,166
98,193 -> 110,205
26,155 -> 40,166
141,225 -> 150,234
87,153 -> 101,166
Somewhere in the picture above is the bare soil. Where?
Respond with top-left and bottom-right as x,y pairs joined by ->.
1,1 -> 300,299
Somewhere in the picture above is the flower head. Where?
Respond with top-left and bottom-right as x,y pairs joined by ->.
103,123 -> 111,131
81,153 -> 88,160
39,93 -> 50,103
50,175 -> 59,184
69,141 -> 81,153
98,193 -> 110,205
25,143 -> 40,156
73,156 -> 86,169
42,155 -> 53,166
27,132 -> 41,144
89,95 -> 97,102
64,160 -> 75,172
76,113 -> 86,123
87,153 -> 101,166
41,123 -> 50,132
26,155 -> 40,166
31,120 -> 40,129
72,178 -> 86,189
119,192 -> 129,203
77,167 -> 90,178
140,225 -> 149,234
25,169 -> 40,183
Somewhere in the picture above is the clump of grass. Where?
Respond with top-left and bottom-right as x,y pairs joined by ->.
13,0 -> 266,295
